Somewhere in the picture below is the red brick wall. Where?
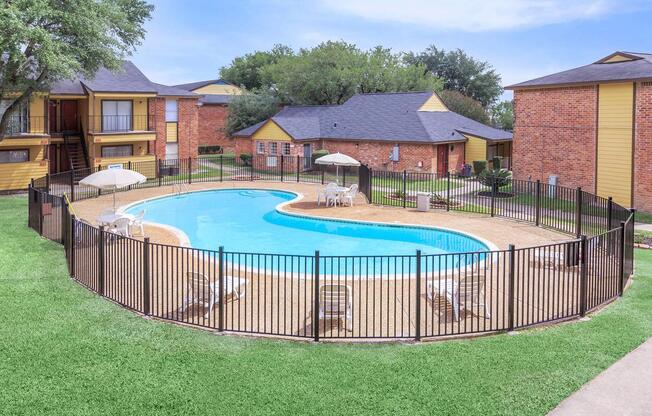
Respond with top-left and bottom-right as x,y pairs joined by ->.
319,140 -> 439,172
198,104 -> 234,151
635,82 -> 652,211
512,86 -> 597,190
148,97 -> 166,160
178,98 -> 199,160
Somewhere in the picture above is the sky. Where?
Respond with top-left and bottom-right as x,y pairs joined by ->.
131,0 -> 652,100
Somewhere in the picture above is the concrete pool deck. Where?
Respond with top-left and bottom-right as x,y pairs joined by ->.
71,180 -> 569,250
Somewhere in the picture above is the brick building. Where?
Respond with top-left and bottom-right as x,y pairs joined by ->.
507,51 -> 652,210
233,91 -> 512,176
173,79 -> 241,153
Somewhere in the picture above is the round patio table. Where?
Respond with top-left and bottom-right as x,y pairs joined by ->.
96,212 -> 135,226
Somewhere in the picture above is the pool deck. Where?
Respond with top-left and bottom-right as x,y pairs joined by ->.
71,180 -> 569,250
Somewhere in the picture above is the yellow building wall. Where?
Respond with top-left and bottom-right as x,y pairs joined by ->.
0,145 -> 48,191
603,54 -> 634,63
90,95 -> 151,131
193,84 -> 241,95
418,93 -> 448,112
94,154 -> 157,178
166,122 -> 178,142
28,94 -> 47,134
251,120 -> 292,141
596,82 -> 634,206
465,135 -> 487,164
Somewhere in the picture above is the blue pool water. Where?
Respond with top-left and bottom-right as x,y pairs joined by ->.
125,189 -> 488,260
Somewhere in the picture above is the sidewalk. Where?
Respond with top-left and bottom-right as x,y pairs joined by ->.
549,338 -> 652,415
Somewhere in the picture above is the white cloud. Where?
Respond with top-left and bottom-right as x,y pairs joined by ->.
319,0 -> 642,31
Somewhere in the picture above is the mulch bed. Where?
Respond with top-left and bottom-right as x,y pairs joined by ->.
383,194 -> 463,208
476,191 -> 515,198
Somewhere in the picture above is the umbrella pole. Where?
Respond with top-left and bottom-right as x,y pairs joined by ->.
113,189 -> 116,212
336,165 -> 339,185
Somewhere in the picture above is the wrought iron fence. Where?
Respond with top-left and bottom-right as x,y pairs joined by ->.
27,156 -> 635,341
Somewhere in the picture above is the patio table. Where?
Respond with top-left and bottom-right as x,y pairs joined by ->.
97,212 -> 135,226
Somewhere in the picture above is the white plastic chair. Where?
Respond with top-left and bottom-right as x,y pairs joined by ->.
317,183 -> 338,206
340,184 -> 359,207
108,217 -> 132,238
182,272 -> 247,318
427,274 -> 490,320
131,210 -> 146,236
311,284 -> 353,332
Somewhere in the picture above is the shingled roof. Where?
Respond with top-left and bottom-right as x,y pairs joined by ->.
173,79 -> 233,91
234,91 -> 511,143
506,51 -> 652,89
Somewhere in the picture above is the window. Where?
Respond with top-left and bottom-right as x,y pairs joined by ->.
102,101 -> 132,132
256,142 -> 265,154
282,142 -> 291,155
165,143 -> 178,160
0,149 -> 29,163
101,145 -> 133,158
165,99 -> 178,122
0,99 -> 29,134
269,142 -> 278,155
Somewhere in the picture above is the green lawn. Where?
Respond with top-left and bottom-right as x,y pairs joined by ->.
1,195 -> 650,415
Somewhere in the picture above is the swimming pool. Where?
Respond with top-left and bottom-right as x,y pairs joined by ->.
124,189 -> 490,259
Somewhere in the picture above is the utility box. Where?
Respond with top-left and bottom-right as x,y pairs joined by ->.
417,192 -> 430,212
548,175 -> 558,198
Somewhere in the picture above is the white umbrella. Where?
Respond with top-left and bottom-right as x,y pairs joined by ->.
79,168 -> 147,210
314,152 -> 360,185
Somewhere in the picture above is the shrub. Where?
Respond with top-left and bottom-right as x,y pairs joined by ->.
473,160 -> 487,175
492,156 -> 503,170
312,149 -> 329,163
239,153 -> 252,166
478,167 -> 512,194
392,189 -> 406,199
199,145 -> 223,155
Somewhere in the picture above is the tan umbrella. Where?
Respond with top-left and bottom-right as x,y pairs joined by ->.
314,152 -> 360,185
79,168 -> 146,210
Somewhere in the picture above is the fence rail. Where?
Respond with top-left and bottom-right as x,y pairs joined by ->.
27,155 -> 635,341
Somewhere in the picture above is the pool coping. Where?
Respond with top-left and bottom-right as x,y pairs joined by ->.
117,187 -> 499,256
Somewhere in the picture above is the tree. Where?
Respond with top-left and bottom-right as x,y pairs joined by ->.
219,44 -> 293,90
225,90 -> 281,136
0,0 -> 153,141
406,46 -> 503,107
440,90 -> 490,124
490,100 -> 514,131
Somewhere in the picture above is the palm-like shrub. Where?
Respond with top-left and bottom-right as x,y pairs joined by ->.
478,167 -> 512,194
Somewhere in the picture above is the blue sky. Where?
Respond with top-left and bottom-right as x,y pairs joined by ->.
132,0 -> 652,100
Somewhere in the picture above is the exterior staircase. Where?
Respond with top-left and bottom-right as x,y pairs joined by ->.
63,135 -> 89,182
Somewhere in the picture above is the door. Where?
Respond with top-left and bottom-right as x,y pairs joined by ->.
303,143 -> 312,169
437,144 -> 449,177
102,100 -> 132,132
60,100 -> 78,132
48,101 -> 57,133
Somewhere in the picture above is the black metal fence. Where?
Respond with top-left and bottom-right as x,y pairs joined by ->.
27,156 -> 635,341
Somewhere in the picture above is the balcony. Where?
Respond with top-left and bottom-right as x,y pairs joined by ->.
88,114 -> 156,134
1,115 -> 48,137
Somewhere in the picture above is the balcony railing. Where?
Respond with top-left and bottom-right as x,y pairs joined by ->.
1,115 -> 48,136
89,115 -> 155,134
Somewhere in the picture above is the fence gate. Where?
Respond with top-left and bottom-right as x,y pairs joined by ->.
358,164 -> 371,202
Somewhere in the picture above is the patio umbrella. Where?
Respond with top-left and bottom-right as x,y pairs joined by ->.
79,168 -> 147,210
314,152 -> 360,185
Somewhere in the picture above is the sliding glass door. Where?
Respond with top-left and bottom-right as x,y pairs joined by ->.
101,100 -> 132,132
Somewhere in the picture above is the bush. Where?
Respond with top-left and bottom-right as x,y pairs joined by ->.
392,189 -> 406,199
199,145 -> 223,155
312,149 -> 329,162
239,153 -> 252,166
492,156 -> 503,170
473,160 -> 487,175
478,167 -> 512,193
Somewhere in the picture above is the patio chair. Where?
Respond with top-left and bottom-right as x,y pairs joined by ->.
131,210 -> 146,236
427,274 -> 490,320
182,272 -> 247,318
340,184 -> 358,207
531,247 -> 579,270
108,217 -> 132,238
317,183 -> 338,206
310,284 -> 353,332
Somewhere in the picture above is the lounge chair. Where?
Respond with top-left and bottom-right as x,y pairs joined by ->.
317,183 -> 338,206
182,272 -> 247,318
340,184 -> 358,207
108,217 -> 132,238
531,247 -> 579,270
311,284 -> 353,332
131,210 -> 146,236
427,274 -> 490,320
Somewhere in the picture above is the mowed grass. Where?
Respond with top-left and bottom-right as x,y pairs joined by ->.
1,195 -> 651,416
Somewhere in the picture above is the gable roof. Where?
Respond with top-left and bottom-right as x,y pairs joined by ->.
173,79 -> 233,91
506,51 -> 652,89
234,91 -> 511,143
199,94 -> 235,105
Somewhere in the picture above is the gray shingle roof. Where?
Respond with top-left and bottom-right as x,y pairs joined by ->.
199,94 -> 234,105
150,83 -> 197,97
233,91 -> 511,143
173,79 -> 232,91
506,51 -> 652,89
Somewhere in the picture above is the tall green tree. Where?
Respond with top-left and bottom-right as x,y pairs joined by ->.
0,0 -> 153,141
440,90 -> 490,124
490,100 -> 514,130
225,90 -> 280,136
406,46 -> 503,107
219,44 -> 293,90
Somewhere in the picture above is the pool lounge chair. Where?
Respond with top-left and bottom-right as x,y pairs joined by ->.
427,274 -> 490,320
182,272 -> 247,318
311,284 -> 353,332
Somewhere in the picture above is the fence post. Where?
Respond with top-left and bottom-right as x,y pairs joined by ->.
69,171 -> 75,202
280,155 -> 284,182
127,161 -> 132,190
38,191 -> 43,236
70,215 -> 76,278
579,235 -> 588,317
368,167 -> 373,204
188,157 -> 192,184
575,187 -> 582,237
220,155 -> 224,182
607,197 -> 613,231
46,173 -> 50,193
619,222 -> 626,296
415,249 -> 422,341
157,159 -> 162,187
535,180 -> 541,227
343,167 -> 347,187
630,208 -> 636,225
446,172 -> 451,212
321,168 -> 325,185
402,170 -> 407,209
490,181 -> 496,217
250,156 -> 255,182
218,246 -> 225,332
508,244 -> 516,331
296,155 -> 300,183
313,250 -> 320,342
142,237 -> 150,315
98,225 -> 105,296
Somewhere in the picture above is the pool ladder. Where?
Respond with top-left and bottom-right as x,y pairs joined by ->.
173,183 -> 189,195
